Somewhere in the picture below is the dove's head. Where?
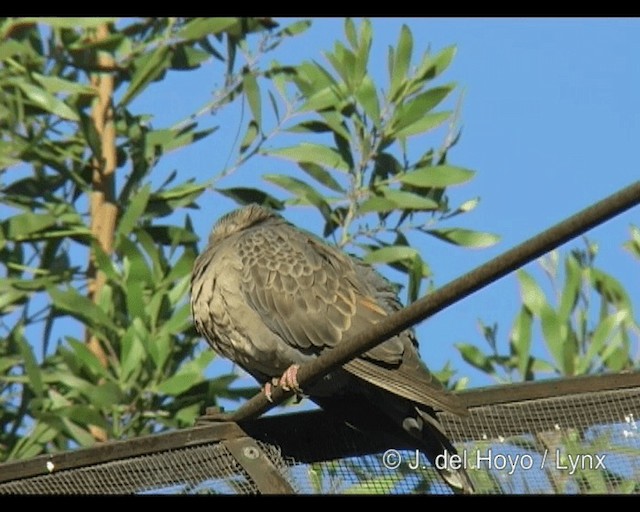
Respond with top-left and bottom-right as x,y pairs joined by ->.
209,203 -> 281,245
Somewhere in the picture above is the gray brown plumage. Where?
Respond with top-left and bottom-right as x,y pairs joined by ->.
191,203 -> 475,494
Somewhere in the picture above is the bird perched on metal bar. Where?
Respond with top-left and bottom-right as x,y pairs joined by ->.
191,203 -> 475,494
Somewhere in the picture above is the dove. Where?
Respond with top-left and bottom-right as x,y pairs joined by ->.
190,203 -> 475,494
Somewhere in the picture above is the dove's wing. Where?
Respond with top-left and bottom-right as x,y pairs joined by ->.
235,216 -> 467,415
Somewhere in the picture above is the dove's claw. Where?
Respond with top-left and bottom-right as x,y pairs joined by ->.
263,377 -> 280,403
279,364 -> 302,394
264,365 -> 303,402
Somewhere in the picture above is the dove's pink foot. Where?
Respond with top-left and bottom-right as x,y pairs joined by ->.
279,364 -> 301,393
263,377 -> 280,403
262,365 -> 302,402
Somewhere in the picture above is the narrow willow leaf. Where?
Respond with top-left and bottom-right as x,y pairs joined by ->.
510,307 -> 533,378
392,111 -> 451,139
4,213 -> 57,240
32,73 -> 96,96
362,245 -> 421,265
15,326 -> 44,398
120,324 -> 146,385
516,270 -> 547,316
578,310 -> 628,374
240,120 -> 259,153
455,343 -> 494,374
116,184 -> 151,239
416,45 -> 457,81
243,72 -> 262,126
355,75 -> 380,126
265,143 -> 350,171
120,45 -> 172,107
377,188 -> 439,210
217,187 -> 284,209
177,17 -> 238,40
16,82 -> 79,121
558,254 -> 582,322
398,165 -> 475,188
26,17 -> 116,28
390,25 -> 413,100
426,228 -> 500,248
392,85 -> 454,131
298,163 -> 345,193
540,305 -> 568,372
48,287 -> 118,333
262,174 -> 332,219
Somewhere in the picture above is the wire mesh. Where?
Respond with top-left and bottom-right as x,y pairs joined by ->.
0,441 -> 292,495
1,379 -> 639,494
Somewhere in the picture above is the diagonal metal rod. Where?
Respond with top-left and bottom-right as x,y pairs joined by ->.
198,180 -> 640,424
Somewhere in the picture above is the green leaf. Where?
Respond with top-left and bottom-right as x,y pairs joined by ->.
623,224 -> 640,260
363,245 -> 421,265
558,254 -> 582,321
299,84 -> 346,113
32,73 -> 96,96
455,343 -> 495,374
376,188 -> 439,211
425,228 -> 500,248
540,305 -> 568,373
120,322 -> 147,385
66,338 -> 111,380
578,310 -> 628,374
177,17 -> 238,40
116,184 -> 150,240
263,174 -> 332,219
391,111 -> 451,139
392,85 -> 454,131
276,20 -> 312,38
399,165 -> 475,189
16,82 -> 79,121
146,125 -> 217,156
390,25 -> 413,100
3,213 -> 57,240
217,187 -> 284,209
49,286 -> 118,334
169,45 -> 210,70
510,307 -> 533,378
590,268 -> 633,313
354,75 -> 380,126
240,120 -> 259,153
416,45 -> 457,81
119,236 -> 153,285
156,351 -> 215,395
344,18 -> 358,49
120,45 -> 172,107
26,17 -> 116,28
91,241 -> 121,283
15,326 -> 44,398
298,163 -> 345,193
357,196 -> 399,215
265,143 -> 351,171
243,72 -> 262,127
517,270 -> 547,316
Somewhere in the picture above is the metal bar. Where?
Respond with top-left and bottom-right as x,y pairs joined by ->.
219,180 -> 640,422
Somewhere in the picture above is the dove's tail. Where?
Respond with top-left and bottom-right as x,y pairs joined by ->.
403,405 -> 476,494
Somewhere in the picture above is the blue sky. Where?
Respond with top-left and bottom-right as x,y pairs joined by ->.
7,18 -> 639,407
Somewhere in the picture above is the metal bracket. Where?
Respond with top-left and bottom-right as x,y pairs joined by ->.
222,436 -> 295,494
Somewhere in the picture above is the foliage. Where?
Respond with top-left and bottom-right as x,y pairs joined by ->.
0,17 -> 298,461
456,234 -> 640,383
